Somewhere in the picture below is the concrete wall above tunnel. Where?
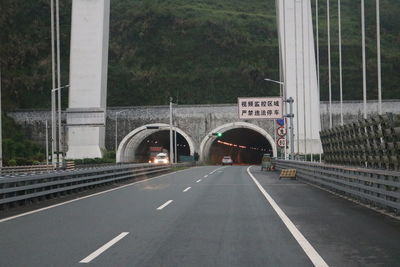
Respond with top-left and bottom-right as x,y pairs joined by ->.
8,101 -> 400,160
199,122 -> 277,163
116,123 -> 195,163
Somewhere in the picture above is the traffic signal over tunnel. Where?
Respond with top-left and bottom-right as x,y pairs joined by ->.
212,132 -> 223,137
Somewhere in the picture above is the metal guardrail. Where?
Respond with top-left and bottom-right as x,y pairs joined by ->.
274,160 -> 400,216
0,162 -> 193,208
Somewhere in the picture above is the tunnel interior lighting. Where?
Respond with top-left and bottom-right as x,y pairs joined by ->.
217,140 -> 248,149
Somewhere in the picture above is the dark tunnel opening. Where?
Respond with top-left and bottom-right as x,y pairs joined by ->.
208,128 -> 272,165
135,130 -> 190,163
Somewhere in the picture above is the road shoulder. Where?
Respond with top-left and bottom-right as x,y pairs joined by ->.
249,166 -> 400,267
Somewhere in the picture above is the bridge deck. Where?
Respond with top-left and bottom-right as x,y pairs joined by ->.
0,166 -> 398,266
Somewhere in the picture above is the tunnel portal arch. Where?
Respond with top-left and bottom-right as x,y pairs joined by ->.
116,123 -> 195,163
199,122 -> 277,163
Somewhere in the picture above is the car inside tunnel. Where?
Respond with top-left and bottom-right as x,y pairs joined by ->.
208,128 -> 272,165
134,130 -> 191,163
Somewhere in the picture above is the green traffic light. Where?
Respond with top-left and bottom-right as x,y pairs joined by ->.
217,132 -> 222,137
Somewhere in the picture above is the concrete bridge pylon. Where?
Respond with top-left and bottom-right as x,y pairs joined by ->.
65,0 -> 110,159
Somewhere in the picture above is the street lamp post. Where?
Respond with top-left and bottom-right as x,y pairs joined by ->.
264,78 -> 284,86
0,67 -> 2,168
115,110 -> 129,154
51,86 -> 56,166
45,120 -> 49,165
51,84 -> 69,168
361,0 -> 367,119
50,0 -> 56,167
169,98 -> 174,164
327,0 -> 333,128
376,0 -> 382,115
338,0 -> 344,125
56,0 -> 62,167
284,97 -> 295,159
49,0 -> 63,167
174,123 -> 177,164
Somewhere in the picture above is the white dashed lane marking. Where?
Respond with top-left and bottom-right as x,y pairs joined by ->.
79,232 -> 129,263
157,200 -> 174,210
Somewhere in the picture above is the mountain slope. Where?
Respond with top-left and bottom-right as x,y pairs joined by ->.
0,0 -> 399,109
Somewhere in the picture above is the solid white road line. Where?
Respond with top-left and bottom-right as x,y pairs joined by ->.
80,232 -> 129,263
247,166 -> 329,267
196,179 -> 202,183
0,167 -> 199,223
183,187 -> 191,192
157,200 -> 174,210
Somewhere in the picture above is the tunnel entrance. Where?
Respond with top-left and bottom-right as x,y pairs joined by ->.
135,130 -> 191,163
116,124 -> 195,163
208,128 -> 272,165
200,122 -> 276,165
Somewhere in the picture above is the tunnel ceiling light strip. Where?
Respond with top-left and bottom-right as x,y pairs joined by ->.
217,140 -> 249,149
216,140 -> 271,152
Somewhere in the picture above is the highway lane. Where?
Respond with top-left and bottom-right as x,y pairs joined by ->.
95,166 -> 313,267
0,165 -> 398,266
0,165 -> 315,267
0,166 -> 217,266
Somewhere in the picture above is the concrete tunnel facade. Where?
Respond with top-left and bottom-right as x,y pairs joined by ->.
7,101 -> 400,160
117,121 -> 277,164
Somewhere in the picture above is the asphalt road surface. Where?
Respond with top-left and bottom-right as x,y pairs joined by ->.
0,166 -> 399,267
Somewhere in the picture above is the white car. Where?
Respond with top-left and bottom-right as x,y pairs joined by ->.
154,153 -> 169,164
222,156 -> 233,165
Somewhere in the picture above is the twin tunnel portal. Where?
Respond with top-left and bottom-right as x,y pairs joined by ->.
116,122 -> 274,165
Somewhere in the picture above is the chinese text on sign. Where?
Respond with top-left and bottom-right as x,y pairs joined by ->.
238,97 -> 283,119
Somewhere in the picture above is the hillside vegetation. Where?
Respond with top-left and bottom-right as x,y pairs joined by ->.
1,0 -> 399,110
